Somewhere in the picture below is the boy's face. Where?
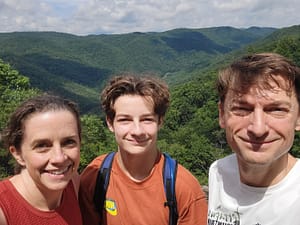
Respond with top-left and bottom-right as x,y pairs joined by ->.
107,94 -> 161,155
219,76 -> 300,168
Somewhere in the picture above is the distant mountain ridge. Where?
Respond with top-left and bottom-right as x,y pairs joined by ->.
0,26 -> 278,112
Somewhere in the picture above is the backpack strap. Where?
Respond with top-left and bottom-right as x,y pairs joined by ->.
163,152 -> 178,225
93,152 -> 116,223
93,151 -> 178,225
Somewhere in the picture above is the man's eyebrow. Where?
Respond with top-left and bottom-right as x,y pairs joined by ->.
230,98 -> 248,104
265,101 -> 292,107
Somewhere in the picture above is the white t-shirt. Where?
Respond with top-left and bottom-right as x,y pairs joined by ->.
208,154 -> 300,225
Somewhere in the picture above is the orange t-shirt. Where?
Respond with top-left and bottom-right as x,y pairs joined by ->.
79,152 -> 207,225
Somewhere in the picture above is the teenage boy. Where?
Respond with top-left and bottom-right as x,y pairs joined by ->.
79,75 -> 208,225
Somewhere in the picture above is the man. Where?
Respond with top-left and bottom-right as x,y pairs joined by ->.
79,74 -> 208,225
208,53 -> 300,224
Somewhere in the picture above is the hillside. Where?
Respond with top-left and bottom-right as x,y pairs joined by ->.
187,25 -> 300,81
0,26 -> 275,113
1,25 -> 300,183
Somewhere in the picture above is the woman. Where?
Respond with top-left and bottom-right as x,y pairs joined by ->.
0,94 -> 82,225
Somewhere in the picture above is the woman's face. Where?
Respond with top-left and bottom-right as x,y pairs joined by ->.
11,110 -> 80,192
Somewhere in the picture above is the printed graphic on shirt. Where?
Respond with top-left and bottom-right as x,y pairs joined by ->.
105,199 -> 118,216
208,207 -> 241,225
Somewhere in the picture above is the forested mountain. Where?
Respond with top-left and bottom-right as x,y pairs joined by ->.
0,26 -> 276,113
1,25 -> 300,184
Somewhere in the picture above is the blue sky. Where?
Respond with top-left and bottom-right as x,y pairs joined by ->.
0,0 -> 299,35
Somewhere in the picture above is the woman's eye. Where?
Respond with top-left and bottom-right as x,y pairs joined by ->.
36,143 -> 45,148
63,139 -> 77,147
34,142 -> 50,152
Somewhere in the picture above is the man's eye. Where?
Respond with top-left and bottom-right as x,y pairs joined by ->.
231,107 -> 252,116
266,108 -> 289,117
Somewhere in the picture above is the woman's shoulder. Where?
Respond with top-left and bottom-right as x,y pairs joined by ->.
71,172 -> 80,198
0,179 -> 14,195
0,207 -> 8,225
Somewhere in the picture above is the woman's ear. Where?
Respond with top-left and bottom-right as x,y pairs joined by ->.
106,116 -> 114,132
9,146 -> 25,166
295,113 -> 300,131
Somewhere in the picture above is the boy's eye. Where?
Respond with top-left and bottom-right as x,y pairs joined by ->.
116,118 -> 131,123
143,117 -> 154,121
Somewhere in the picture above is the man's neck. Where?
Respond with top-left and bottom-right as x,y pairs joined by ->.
238,154 -> 297,187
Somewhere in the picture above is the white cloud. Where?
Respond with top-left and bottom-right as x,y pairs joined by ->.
0,0 -> 299,35
212,0 -> 257,11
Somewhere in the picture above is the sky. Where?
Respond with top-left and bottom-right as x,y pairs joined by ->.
0,0 -> 300,36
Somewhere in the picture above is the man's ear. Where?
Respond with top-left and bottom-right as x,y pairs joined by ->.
218,101 -> 226,129
106,116 -> 114,132
9,146 -> 25,166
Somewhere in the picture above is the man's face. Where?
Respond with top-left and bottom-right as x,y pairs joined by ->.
219,77 -> 300,168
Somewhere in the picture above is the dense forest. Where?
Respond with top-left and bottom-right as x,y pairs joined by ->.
0,26 -> 276,113
1,25 -> 300,184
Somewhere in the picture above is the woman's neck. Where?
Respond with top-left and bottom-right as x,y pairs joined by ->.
10,171 -> 63,211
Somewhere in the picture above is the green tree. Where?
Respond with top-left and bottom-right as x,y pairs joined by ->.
0,59 -> 39,179
275,37 -> 300,65
79,114 -> 116,172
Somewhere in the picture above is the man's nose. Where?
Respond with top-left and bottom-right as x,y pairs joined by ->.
247,109 -> 269,137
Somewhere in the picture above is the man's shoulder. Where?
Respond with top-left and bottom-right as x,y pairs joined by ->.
209,154 -> 238,176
